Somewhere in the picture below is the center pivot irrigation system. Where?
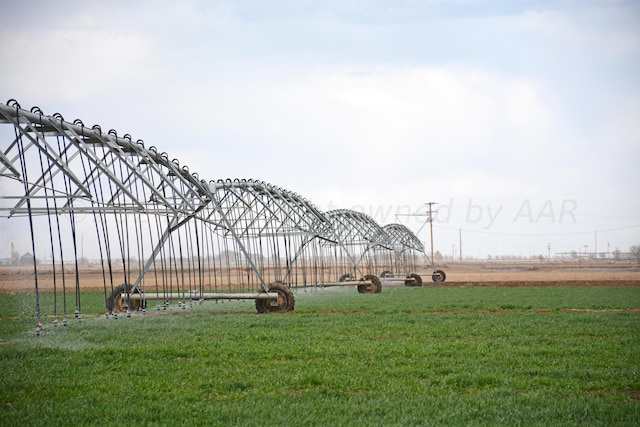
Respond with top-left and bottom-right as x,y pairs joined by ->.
0,100 -> 446,332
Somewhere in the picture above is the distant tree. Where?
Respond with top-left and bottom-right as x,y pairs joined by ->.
613,249 -> 622,261
631,245 -> 640,264
434,250 -> 443,262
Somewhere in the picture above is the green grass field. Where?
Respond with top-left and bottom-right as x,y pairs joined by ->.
1,286 -> 639,426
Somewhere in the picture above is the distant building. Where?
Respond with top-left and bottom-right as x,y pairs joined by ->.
19,252 -> 34,265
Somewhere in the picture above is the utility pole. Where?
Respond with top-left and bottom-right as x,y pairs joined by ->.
459,228 -> 462,261
425,202 -> 437,266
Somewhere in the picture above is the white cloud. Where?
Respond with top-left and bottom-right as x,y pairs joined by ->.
0,19 -> 152,101
165,65 -> 556,197
511,4 -> 640,57
1,0 -> 639,256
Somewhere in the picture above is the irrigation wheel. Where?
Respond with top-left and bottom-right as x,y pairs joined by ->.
380,270 -> 394,278
255,281 -> 296,313
404,273 -> 423,287
372,275 -> 383,293
106,284 -> 146,313
431,269 -> 446,283
358,274 -> 382,294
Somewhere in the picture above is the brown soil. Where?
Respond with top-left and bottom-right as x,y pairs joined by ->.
1,263 -> 639,294
430,280 -> 639,287
420,263 -> 640,287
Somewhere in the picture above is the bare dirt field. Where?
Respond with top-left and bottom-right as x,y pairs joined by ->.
424,262 -> 640,287
1,262 -> 639,294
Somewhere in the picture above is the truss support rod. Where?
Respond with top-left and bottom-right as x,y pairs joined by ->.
381,277 -> 417,283
316,280 -> 374,287
0,149 -> 21,178
132,216 -> 180,289
131,196 -> 212,289
125,292 -> 280,301
208,183 -> 269,292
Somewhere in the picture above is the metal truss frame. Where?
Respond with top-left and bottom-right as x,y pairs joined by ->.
0,99 -> 430,324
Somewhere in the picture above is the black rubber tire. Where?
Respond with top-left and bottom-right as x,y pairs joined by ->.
358,274 -> 382,294
380,270 -> 394,278
106,283 -> 146,313
371,275 -> 383,293
404,273 -> 423,287
255,282 -> 295,313
432,269 -> 446,283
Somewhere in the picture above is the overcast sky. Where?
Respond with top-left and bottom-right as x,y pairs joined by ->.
1,0 -> 639,259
